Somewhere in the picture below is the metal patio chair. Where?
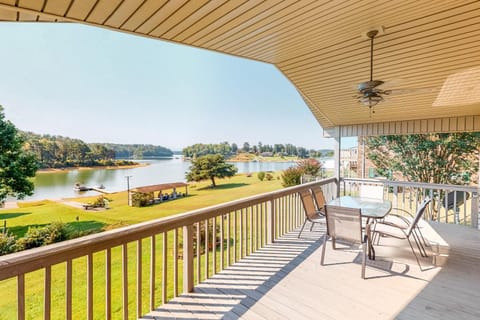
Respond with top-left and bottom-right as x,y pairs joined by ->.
310,185 -> 326,212
298,188 -> 325,238
321,205 -> 370,279
372,197 -> 432,268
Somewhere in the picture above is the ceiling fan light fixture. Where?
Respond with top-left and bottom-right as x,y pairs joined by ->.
359,93 -> 383,107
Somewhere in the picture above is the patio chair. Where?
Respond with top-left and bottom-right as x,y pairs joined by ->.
372,197 -> 431,268
321,205 -> 370,279
441,191 -> 470,224
298,189 -> 325,238
310,185 -> 326,212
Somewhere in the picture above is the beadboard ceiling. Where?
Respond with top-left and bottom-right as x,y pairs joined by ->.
0,0 -> 479,133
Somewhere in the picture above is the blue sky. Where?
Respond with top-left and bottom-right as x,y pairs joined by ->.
0,23 -> 354,151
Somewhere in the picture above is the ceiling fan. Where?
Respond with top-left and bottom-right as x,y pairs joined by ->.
355,28 -> 389,113
355,28 -> 438,114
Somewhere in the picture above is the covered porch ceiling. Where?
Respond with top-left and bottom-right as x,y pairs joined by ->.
1,0 -> 479,136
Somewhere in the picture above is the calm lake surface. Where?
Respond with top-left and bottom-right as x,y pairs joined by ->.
26,158 -> 297,201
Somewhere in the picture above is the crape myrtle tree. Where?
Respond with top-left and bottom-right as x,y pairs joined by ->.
365,133 -> 480,185
0,106 -> 38,204
185,154 -> 238,187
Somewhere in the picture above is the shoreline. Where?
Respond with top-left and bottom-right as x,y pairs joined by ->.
36,163 -> 148,174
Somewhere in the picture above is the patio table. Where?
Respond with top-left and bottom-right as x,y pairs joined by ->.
328,196 -> 392,259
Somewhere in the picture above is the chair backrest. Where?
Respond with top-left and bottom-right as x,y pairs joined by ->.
324,205 -> 363,244
443,191 -> 470,210
406,197 -> 432,236
299,189 -> 320,220
310,185 -> 326,213
360,184 -> 384,200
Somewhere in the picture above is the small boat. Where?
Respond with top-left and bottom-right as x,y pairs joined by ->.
74,183 -> 90,192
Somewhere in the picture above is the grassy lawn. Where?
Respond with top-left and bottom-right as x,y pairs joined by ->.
2,173 -> 284,238
0,173 -> 285,320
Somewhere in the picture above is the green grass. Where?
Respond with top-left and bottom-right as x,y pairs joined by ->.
0,173 -> 284,320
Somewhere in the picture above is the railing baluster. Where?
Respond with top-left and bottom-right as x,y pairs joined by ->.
240,209 -> 243,259
66,259 -> 72,320
220,214 -> 224,270
44,266 -> 51,320
162,232 -> 167,304
212,217 -> 217,275
204,219 -> 209,278
173,228 -> 178,297
105,248 -> 111,320
150,236 -> 156,311
122,245 -> 128,320
233,211 -> 237,262
87,253 -> 93,320
249,206 -> 253,255
137,240 -> 142,318
227,213 -> 231,266
18,274 -> 25,320
196,222 -> 200,284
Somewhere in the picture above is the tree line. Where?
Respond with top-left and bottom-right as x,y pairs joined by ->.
22,132 -> 172,168
182,141 -> 331,158
101,143 -> 173,159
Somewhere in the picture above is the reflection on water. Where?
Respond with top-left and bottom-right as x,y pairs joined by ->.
25,158 -> 297,200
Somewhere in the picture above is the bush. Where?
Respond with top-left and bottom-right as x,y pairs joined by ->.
281,167 -> 303,187
265,173 -> 274,181
92,195 -> 111,208
297,158 -> 322,176
257,171 -> 266,181
0,232 -> 16,255
131,192 -> 152,207
16,222 -> 71,250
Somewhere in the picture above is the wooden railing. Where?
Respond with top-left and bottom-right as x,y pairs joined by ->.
341,178 -> 479,228
0,178 -> 337,320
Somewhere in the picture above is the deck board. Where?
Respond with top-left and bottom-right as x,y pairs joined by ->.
142,222 -> 480,320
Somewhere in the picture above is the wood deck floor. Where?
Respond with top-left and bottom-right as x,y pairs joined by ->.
142,222 -> 480,320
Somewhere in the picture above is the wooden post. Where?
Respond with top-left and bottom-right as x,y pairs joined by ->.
268,199 -> 276,244
183,224 -> 194,293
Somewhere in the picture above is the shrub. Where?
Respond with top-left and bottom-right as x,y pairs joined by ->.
16,222 -> 71,250
281,167 -> 303,187
0,232 -> 16,255
132,192 -> 152,207
257,171 -> 266,181
92,195 -> 111,208
265,173 -> 274,181
297,158 -> 322,176
43,222 -> 71,244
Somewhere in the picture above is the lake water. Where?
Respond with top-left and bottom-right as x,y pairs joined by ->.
25,158 -> 298,201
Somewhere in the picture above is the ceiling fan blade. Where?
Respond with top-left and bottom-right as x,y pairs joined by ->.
384,87 -> 439,95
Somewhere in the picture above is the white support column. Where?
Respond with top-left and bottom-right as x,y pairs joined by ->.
333,126 -> 341,197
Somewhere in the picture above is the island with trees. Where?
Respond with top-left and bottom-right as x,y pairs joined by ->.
182,141 -> 332,160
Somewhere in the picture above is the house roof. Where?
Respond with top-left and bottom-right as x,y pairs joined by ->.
131,182 -> 188,194
1,1 -> 479,135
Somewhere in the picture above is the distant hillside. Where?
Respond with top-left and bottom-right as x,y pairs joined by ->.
21,132 -> 172,168
103,143 -> 173,158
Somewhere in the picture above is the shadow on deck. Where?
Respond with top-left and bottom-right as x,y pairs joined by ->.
142,222 -> 480,320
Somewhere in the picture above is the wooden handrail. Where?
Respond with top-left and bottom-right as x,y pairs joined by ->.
0,178 -> 336,281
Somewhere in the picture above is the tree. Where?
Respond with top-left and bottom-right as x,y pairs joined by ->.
185,154 -> 238,187
242,142 -> 250,153
365,133 -> 480,185
231,143 -> 238,154
0,106 -> 38,203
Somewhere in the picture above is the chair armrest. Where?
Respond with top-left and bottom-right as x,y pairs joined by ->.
383,214 -> 411,227
390,207 -> 414,218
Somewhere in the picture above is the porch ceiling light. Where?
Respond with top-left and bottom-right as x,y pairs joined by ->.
359,92 -> 383,107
